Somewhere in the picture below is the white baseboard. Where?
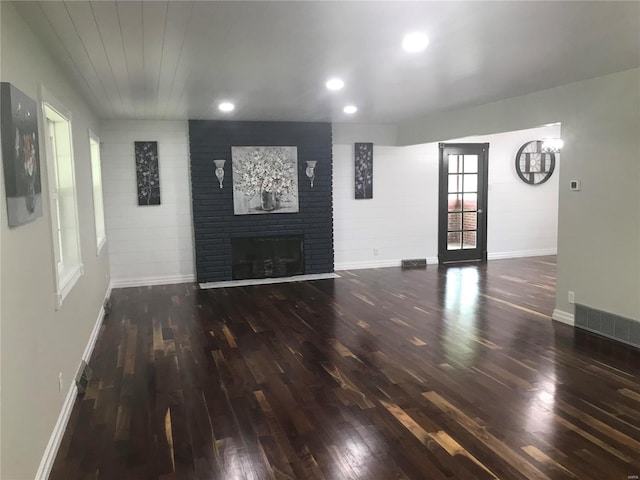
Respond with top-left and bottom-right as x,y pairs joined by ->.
335,257 -> 438,271
335,251 -> 555,270
487,248 -> 557,260
35,282 -> 112,480
81,282 -> 111,364
110,273 -> 195,289
34,376 -> 78,480
552,309 -> 575,326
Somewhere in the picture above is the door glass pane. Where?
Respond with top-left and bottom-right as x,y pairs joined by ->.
463,212 -> 477,230
463,231 -> 477,249
448,155 -> 459,174
448,194 -> 461,212
448,174 -> 461,193
462,193 -> 477,211
463,155 -> 478,173
448,213 -> 462,232
447,232 -> 462,250
463,174 -> 477,192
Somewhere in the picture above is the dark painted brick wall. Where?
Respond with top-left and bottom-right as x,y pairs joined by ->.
189,120 -> 334,282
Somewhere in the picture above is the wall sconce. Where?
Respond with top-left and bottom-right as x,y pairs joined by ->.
214,159 -> 226,188
542,138 -> 564,153
305,161 -> 317,188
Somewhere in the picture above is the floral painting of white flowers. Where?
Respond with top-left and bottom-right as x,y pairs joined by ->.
232,146 -> 299,215
1,83 -> 42,227
355,142 -> 373,199
135,141 -> 160,206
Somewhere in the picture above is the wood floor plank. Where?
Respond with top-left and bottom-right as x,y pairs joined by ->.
521,445 -> 578,479
49,256 -> 640,480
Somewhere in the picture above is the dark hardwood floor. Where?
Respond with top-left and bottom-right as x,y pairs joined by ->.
50,256 -> 640,480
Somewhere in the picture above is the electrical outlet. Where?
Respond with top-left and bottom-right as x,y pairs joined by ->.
373,248 -> 379,256
58,372 -> 63,392
568,291 -> 575,304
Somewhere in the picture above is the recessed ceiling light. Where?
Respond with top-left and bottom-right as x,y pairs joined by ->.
402,32 -> 429,53
343,105 -> 357,114
218,102 -> 235,112
326,78 -> 345,91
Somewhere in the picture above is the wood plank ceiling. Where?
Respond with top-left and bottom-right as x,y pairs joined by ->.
12,1 -> 640,122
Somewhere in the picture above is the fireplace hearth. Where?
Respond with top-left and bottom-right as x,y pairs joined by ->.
231,235 -> 304,280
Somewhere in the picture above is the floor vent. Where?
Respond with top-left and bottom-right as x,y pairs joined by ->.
104,298 -> 112,318
76,360 -> 93,395
401,258 -> 427,269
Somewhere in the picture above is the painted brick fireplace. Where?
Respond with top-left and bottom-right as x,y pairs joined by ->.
189,121 -> 334,283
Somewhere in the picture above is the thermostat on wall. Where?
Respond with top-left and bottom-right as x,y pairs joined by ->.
570,180 -> 581,191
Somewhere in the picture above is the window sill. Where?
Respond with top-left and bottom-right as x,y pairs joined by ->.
56,263 -> 83,309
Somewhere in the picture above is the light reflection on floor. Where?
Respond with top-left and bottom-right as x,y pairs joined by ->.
443,266 -> 480,367
525,377 -> 557,436
334,433 -> 372,478
442,265 -> 558,439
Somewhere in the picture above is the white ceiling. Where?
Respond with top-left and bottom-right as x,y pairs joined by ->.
13,1 -> 640,123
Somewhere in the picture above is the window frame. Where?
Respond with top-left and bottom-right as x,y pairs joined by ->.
40,86 -> 83,308
88,129 -> 107,255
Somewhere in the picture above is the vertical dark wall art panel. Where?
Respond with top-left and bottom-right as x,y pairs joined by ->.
189,121 -> 334,283
135,141 -> 160,205
355,142 -> 373,199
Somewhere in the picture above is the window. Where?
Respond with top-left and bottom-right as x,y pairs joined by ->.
89,132 -> 106,253
43,100 -> 82,307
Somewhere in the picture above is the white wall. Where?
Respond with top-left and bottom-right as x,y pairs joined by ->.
449,125 -> 561,258
398,69 -> 640,322
101,120 -> 194,286
333,125 -> 560,269
1,3 -> 110,479
332,123 -> 398,146
333,143 -> 439,269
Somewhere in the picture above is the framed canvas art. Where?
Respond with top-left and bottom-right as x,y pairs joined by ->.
232,146 -> 299,215
1,82 -> 43,227
135,141 -> 160,205
355,142 -> 373,199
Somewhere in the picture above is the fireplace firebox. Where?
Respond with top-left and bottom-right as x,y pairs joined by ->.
231,235 -> 304,280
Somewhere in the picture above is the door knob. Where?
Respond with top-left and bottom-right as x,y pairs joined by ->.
478,209 -> 484,214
